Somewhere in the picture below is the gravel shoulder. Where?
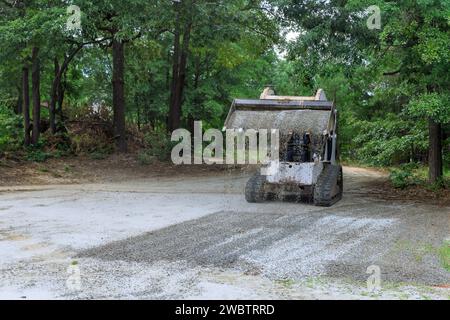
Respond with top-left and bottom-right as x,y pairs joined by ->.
0,167 -> 449,299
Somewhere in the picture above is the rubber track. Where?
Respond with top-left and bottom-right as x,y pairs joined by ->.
314,164 -> 343,207
245,173 -> 266,203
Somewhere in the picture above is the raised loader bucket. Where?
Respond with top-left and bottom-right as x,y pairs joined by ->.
224,88 -> 335,159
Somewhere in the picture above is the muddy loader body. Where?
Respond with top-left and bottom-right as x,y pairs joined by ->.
224,87 -> 343,207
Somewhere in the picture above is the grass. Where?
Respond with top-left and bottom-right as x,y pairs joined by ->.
88,151 -> 109,160
341,159 -> 450,189
388,163 -> 450,190
137,151 -> 156,165
51,171 -> 62,178
37,165 -> 63,178
414,166 -> 450,185
26,150 -> 53,162
439,242 -> 450,272
391,239 -> 450,272
37,166 -> 49,173
275,278 -> 295,288
274,275 -> 447,299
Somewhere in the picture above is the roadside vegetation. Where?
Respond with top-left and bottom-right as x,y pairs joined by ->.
440,242 -> 450,273
0,1 -> 449,194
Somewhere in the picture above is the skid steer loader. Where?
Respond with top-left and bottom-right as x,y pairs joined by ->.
224,87 -> 343,207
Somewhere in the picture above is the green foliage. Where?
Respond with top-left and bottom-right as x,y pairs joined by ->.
280,0 -> 449,180
0,0 -> 449,177
444,137 -> 450,167
25,139 -> 51,162
88,151 -> 109,160
349,114 -> 428,166
407,93 -> 450,124
440,242 -> 450,272
138,130 -> 176,163
389,163 -> 420,189
46,132 -> 72,154
71,132 -> 113,155
390,169 -> 412,189
26,149 -> 52,162
137,151 -> 156,166
0,103 -> 22,153
389,163 -> 450,190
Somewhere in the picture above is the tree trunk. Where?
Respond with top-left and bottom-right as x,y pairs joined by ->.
22,67 -> 31,146
168,18 -> 192,132
176,22 -> 191,110
168,11 -> 181,132
50,47 -> 82,134
49,57 -> 59,134
31,47 -> 40,145
112,38 -> 127,152
428,119 -> 443,183
57,78 -> 65,121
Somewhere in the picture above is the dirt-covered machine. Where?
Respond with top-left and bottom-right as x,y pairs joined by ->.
224,87 -> 343,207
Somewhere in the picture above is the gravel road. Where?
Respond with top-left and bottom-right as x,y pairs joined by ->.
0,167 -> 448,299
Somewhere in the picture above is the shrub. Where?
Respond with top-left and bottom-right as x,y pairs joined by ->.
350,114 -> 428,166
444,137 -> 450,168
389,163 -> 421,189
88,151 -> 109,160
43,131 -> 72,152
71,132 -> 113,155
141,130 -> 174,162
26,149 -> 52,162
0,104 -> 22,153
137,151 -> 156,165
390,169 -> 413,189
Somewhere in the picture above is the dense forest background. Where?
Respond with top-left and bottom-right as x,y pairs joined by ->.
0,0 -> 449,189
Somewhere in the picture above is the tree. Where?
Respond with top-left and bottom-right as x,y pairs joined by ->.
167,0 -> 280,131
31,46 -> 40,144
22,65 -> 31,146
408,93 -> 450,183
378,0 -> 450,183
77,0 -> 163,152
168,0 -> 193,132
0,0 -> 69,145
279,0 -> 449,183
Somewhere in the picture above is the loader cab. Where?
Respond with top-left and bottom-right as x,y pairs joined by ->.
285,131 -> 312,163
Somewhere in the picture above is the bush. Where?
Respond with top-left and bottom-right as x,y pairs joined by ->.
26,149 -> 52,162
137,151 -> 156,165
0,104 -> 22,153
140,130 -> 174,162
390,168 -> 413,189
389,163 -> 421,189
88,151 -> 109,160
444,137 -> 450,168
350,114 -> 428,166
43,131 -> 72,152
71,132 -> 113,155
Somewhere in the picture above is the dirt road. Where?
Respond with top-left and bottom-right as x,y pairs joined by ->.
0,167 -> 448,299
